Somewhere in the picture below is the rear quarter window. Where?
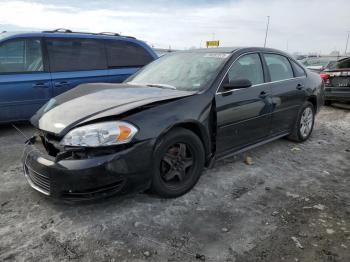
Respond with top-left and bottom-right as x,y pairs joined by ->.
291,60 -> 306,77
106,40 -> 153,68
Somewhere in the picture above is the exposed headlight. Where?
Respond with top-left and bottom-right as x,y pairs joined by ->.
60,121 -> 138,147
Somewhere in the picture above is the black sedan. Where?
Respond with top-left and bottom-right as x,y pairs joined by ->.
23,47 -> 324,200
320,57 -> 350,104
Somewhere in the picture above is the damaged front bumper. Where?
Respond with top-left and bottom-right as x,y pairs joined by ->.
21,136 -> 155,201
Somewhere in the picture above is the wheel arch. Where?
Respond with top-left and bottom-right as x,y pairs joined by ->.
156,120 -> 212,166
307,95 -> 318,111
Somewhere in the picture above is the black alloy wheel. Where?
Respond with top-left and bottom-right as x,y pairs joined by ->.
151,128 -> 205,198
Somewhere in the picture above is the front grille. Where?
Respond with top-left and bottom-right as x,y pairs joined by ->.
62,180 -> 125,200
24,164 -> 50,195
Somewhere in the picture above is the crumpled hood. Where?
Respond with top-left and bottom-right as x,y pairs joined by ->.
31,83 -> 195,135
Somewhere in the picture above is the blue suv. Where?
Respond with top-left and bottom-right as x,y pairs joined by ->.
0,29 -> 157,123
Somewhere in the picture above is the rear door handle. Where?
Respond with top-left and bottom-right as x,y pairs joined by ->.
54,81 -> 70,87
32,82 -> 49,88
259,91 -> 268,98
296,83 -> 304,90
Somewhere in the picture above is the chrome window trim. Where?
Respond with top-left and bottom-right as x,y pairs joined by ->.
215,51 -> 307,95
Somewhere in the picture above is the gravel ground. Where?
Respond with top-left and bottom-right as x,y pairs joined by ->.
0,105 -> 349,262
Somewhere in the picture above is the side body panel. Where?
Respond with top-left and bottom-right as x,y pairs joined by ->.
268,77 -> 306,134
108,68 -> 140,83
215,86 -> 272,154
0,36 -> 52,122
50,70 -> 111,96
214,50 -> 273,155
0,73 -> 52,122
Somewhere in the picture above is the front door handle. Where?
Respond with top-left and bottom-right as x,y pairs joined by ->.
32,83 -> 49,88
54,81 -> 70,87
296,83 -> 304,90
259,91 -> 268,98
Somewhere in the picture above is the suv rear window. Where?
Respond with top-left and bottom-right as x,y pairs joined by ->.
46,38 -> 107,72
106,40 -> 153,68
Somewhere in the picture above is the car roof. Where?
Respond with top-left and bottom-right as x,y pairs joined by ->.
0,30 -> 157,58
0,30 -> 138,41
179,47 -> 291,55
183,47 -> 241,53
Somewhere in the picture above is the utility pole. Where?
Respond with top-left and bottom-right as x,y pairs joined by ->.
264,16 -> 270,48
345,31 -> 350,55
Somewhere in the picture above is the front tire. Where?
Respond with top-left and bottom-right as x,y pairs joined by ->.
151,128 -> 205,198
287,102 -> 315,142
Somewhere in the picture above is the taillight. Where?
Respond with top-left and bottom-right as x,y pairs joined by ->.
320,73 -> 331,86
320,73 -> 330,80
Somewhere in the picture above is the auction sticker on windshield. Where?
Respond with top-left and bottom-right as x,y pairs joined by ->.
203,53 -> 230,59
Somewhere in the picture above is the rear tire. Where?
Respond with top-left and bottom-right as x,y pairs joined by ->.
287,102 -> 315,142
151,128 -> 205,198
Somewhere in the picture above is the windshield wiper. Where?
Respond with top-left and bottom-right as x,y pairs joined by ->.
127,82 -> 177,90
145,83 -> 177,90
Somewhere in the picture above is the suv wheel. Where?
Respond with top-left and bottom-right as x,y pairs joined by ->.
287,102 -> 315,142
151,128 -> 205,198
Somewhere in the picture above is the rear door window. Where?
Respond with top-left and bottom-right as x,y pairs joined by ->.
0,38 -> 43,73
46,38 -> 107,72
106,40 -> 153,68
264,53 -> 294,81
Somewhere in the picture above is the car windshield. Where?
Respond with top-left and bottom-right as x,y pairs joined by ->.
126,52 -> 231,91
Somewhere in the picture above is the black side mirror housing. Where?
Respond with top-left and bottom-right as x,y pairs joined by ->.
223,79 -> 252,91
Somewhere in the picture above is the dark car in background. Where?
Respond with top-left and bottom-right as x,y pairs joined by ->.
320,57 -> 350,104
0,29 -> 157,123
22,47 -> 324,200
300,57 -> 341,73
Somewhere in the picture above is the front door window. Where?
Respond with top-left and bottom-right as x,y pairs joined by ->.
227,53 -> 264,85
0,39 -> 43,73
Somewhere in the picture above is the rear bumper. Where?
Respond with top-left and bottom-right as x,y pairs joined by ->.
22,138 -> 155,201
324,87 -> 350,101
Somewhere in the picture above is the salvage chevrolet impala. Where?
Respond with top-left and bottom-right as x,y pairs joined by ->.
22,47 -> 324,200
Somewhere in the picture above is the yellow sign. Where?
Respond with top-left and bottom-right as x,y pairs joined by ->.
206,40 -> 220,47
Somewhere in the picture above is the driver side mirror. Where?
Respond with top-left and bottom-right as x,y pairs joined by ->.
223,79 -> 252,91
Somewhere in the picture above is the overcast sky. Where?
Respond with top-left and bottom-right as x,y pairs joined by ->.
0,0 -> 349,54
